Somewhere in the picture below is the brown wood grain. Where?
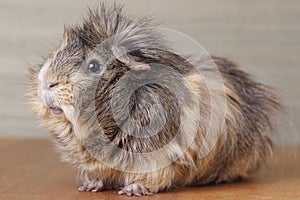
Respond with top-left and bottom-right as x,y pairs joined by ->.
0,139 -> 299,200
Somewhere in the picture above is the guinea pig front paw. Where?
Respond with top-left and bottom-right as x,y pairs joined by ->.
78,178 -> 104,193
118,182 -> 153,196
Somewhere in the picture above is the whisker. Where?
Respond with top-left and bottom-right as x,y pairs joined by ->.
12,33 -> 61,69
37,35 -> 59,49
12,47 -> 36,68
15,83 -> 31,86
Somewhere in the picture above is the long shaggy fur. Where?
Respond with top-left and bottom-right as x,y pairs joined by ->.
28,3 -> 283,195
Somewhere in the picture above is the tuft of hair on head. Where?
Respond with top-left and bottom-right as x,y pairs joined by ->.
74,3 -> 166,49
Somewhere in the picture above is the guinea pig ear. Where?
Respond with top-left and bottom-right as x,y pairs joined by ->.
63,25 -> 83,46
111,45 -> 150,71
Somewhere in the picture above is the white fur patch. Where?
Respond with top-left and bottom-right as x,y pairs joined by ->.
38,59 -> 51,84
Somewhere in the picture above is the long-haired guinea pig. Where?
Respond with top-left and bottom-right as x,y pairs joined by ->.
28,3 -> 283,196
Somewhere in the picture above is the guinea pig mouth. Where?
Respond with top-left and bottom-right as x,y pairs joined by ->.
42,93 -> 64,115
49,106 -> 64,115
46,102 -> 64,115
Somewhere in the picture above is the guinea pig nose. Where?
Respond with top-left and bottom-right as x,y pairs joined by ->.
46,82 -> 59,90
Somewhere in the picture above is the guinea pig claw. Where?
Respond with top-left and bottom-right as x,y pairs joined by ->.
78,186 -> 86,192
78,179 -> 104,192
91,187 -> 102,193
118,183 -> 153,196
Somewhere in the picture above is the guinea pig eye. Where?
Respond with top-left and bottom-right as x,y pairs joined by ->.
87,59 -> 102,73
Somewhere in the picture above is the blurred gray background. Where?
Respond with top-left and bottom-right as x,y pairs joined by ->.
0,0 -> 299,141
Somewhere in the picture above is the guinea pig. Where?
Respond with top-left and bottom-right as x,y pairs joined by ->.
27,3 -> 283,196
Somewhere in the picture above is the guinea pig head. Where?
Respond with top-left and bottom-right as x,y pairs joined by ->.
37,28 -> 84,116
28,25 -> 151,140
28,6 -> 191,146
30,28 -> 85,122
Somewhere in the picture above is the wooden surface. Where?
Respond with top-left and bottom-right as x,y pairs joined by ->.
0,139 -> 299,200
0,0 -> 299,141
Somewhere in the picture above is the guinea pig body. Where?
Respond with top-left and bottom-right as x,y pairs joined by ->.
28,4 -> 283,196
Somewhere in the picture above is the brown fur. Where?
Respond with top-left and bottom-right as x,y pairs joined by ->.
27,3 -> 283,195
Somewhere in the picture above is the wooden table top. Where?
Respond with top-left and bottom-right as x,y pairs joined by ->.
0,139 -> 299,200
